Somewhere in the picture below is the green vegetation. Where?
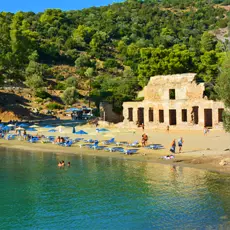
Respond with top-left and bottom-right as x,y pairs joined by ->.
216,53 -> 230,132
0,0 -> 229,112
46,102 -> 64,110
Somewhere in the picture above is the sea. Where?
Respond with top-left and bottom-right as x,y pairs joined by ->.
0,148 -> 229,229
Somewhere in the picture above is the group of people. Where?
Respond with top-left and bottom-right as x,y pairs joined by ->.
58,160 -> 70,167
170,137 -> 184,154
54,136 -> 65,143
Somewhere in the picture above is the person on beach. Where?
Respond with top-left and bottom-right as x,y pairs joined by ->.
58,161 -> 62,167
166,125 -> 170,133
170,139 -> 176,154
178,137 -> 184,153
55,136 -> 61,143
142,133 -> 148,147
141,123 -> 145,131
203,127 -> 209,135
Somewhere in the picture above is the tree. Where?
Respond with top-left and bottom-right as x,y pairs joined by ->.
216,53 -> 230,131
65,76 -> 77,88
61,87 -> 79,105
25,74 -> 45,90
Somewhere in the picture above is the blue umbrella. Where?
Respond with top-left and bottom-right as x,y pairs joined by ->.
0,124 -> 5,127
19,123 -> 29,128
75,130 -> 88,135
72,127 -> 76,133
26,128 -> 37,132
48,129 -> 57,132
98,128 -> 109,132
2,126 -> 10,131
65,108 -> 82,112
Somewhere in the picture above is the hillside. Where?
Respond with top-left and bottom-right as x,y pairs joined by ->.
0,0 -> 229,120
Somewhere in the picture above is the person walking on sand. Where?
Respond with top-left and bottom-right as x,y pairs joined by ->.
166,125 -> 170,133
141,123 -> 145,132
141,133 -> 148,147
178,137 -> 184,153
170,139 -> 176,154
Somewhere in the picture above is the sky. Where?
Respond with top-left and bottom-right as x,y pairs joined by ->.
0,0 -> 124,13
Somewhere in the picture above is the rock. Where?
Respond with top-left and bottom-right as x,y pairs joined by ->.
219,160 -> 228,166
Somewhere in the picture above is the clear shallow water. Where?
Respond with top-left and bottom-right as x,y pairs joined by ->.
0,148 -> 230,230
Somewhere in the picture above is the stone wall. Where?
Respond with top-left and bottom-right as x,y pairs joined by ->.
100,102 -> 123,124
123,73 -> 225,130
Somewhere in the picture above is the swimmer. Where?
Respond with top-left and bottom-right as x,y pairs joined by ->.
58,161 -> 62,167
61,160 -> 65,166
67,162 -> 70,167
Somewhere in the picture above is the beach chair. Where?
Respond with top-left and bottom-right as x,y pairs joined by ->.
84,139 -> 96,143
102,138 -> 116,145
104,146 -> 123,152
29,137 -> 39,143
116,141 -> 129,146
63,140 -> 73,147
5,134 -> 17,140
129,141 -> 139,147
74,138 -> 84,142
145,144 -> 164,150
123,149 -> 139,155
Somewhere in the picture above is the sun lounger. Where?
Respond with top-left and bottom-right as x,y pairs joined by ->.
129,141 -> 139,147
102,138 -> 115,145
123,149 -> 139,155
116,141 -> 129,146
145,144 -> 164,150
5,134 -> 17,140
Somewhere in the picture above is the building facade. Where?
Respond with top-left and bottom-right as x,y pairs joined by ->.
123,73 -> 225,129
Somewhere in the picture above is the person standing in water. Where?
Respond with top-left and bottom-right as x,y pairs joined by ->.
67,162 -> 71,167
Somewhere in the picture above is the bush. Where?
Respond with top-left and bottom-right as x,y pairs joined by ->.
104,59 -> 121,69
46,102 -> 64,110
61,87 -> 79,105
56,75 -> 65,81
35,90 -> 51,99
65,76 -> 77,88
55,82 -> 66,90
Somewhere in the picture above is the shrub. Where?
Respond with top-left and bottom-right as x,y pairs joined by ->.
35,90 -> 51,99
55,82 -> 66,90
104,59 -> 121,69
65,76 -> 77,88
61,87 -> 79,105
46,102 -> 64,110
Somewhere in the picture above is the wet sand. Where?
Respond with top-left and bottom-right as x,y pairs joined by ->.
1,125 -> 230,174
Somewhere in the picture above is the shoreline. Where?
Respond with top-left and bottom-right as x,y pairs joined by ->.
1,140 -> 230,175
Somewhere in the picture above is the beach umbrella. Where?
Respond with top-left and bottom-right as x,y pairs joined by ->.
16,127 -> 25,131
2,126 -> 10,131
48,129 -> 57,132
30,125 -> 39,128
26,128 -> 37,132
98,128 -> 109,132
19,123 -> 29,128
75,130 -> 88,135
0,124 -> 5,127
7,124 -> 15,127
72,126 -> 76,133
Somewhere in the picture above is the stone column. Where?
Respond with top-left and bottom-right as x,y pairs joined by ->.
133,107 -> 138,125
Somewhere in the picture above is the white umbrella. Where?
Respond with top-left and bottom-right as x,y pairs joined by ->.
7,124 -> 15,127
30,125 -> 40,128
16,127 -> 25,131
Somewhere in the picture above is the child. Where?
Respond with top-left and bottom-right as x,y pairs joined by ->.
178,137 -> 184,153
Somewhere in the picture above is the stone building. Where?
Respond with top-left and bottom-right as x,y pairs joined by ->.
123,73 -> 225,129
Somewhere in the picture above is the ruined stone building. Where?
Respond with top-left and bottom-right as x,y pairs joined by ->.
123,73 -> 225,129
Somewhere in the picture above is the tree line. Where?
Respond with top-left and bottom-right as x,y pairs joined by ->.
0,0 -> 229,114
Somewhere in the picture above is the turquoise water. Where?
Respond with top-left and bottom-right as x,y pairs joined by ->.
0,148 -> 230,229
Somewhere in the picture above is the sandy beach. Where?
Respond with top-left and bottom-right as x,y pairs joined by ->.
1,124 -> 230,174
